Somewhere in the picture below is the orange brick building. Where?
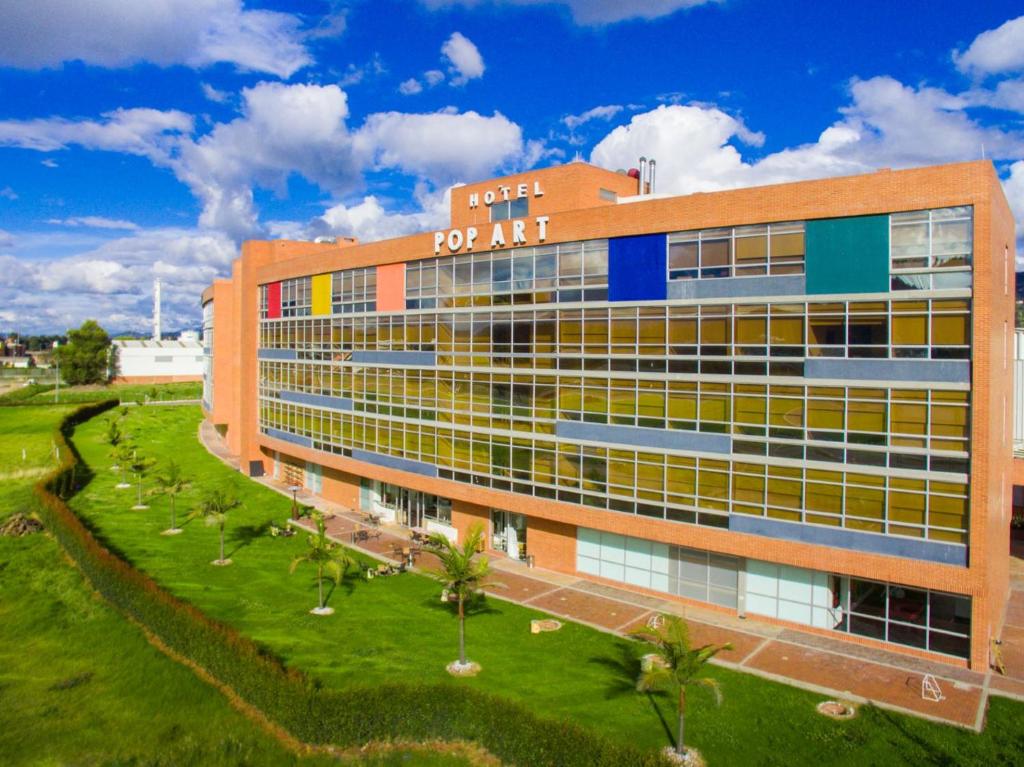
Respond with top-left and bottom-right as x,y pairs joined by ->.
203,160 -> 1016,669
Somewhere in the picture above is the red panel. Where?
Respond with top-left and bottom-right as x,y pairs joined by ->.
376,263 -> 406,312
267,281 -> 282,319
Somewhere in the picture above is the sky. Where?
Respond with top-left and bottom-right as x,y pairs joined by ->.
1,1 -> 1024,334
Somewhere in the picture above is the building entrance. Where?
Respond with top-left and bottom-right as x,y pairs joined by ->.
491,510 -> 527,560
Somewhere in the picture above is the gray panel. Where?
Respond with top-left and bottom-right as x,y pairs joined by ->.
257,348 -> 297,361
556,420 -> 731,454
350,448 -> 439,478
729,514 -> 967,566
804,358 -> 970,383
350,351 -> 437,366
278,390 -> 353,411
264,427 -> 312,449
667,275 -> 806,300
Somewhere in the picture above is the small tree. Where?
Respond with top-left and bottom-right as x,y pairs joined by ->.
152,459 -> 190,535
54,320 -> 111,385
189,487 -> 240,566
113,442 -> 135,488
289,512 -> 355,615
630,614 -> 731,760
105,418 -> 124,472
129,451 -> 155,510
424,524 -> 495,673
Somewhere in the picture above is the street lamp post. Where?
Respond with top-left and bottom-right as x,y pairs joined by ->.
290,484 -> 301,520
52,340 -> 60,403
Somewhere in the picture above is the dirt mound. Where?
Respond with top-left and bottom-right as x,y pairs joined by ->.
0,513 -> 44,537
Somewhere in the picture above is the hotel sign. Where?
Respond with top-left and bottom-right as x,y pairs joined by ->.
433,179 -> 549,255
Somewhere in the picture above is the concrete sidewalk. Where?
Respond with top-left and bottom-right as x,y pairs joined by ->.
199,419 -> 1023,731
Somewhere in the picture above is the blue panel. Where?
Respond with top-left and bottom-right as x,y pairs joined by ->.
278,390 -> 353,411
805,358 -> 970,384
350,449 -> 439,478
350,351 -> 437,366
264,427 -> 312,449
257,348 -> 297,361
608,234 -> 667,302
729,514 -> 966,566
556,421 -> 731,454
668,275 -> 806,300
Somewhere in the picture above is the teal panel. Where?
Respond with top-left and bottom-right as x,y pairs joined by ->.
805,214 -> 889,294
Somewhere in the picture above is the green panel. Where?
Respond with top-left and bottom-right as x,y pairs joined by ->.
805,214 -> 889,294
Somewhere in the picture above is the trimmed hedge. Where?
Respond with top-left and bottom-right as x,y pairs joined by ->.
34,401 -> 669,767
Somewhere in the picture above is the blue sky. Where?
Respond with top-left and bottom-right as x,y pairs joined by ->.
1,0 -> 1023,334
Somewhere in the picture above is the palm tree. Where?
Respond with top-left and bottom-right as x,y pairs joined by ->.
289,512 -> 355,615
152,459 -> 190,535
424,524 -> 494,672
104,418 -> 123,471
188,487 -> 240,565
113,442 -> 135,489
129,451 -> 155,510
630,614 -> 731,760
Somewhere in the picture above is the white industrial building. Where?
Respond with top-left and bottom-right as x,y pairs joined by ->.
113,332 -> 204,382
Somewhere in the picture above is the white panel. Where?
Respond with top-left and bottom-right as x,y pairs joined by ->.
650,571 -> 670,592
625,537 -> 652,570
624,566 -> 650,588
576,527 -> 602,559
600,560 -> 625,582
577,555 -> 601,576
745,592 -> 778,618
600,533 -> 627,564
778,599 -> 813,626
777,565 -> 813,603
651,542 -> 670,574
811,571 -> 832,609
810,606 -> 835,629
745,560 -> 779,598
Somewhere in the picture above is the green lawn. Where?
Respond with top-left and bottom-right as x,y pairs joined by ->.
62,405 -> 1024,766
0,405 -> 474,767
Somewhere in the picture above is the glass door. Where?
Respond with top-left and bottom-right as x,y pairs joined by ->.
490,510 -> 527,559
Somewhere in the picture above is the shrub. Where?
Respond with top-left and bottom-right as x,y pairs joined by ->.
34,401 -> 668,767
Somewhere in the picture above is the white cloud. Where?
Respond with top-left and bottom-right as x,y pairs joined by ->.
201,82 -> 230,104
41,158 -> 59,168
0,227 -> 235,333
424,69 -> 446,86
399,78 -> 424,95
0,0 -> 313,78
174,81 -> 360,238
0,230 -> 13,248
46,217 -> 141,231
421,0 -> 719,25
441,32 -> 485,85
954,15 -> 1024,77
0,107 -> 193,159
355,109 -> 528,186
0,186 -> 17,200
563,104 -> 624,130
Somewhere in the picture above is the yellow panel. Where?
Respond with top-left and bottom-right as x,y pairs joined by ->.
311,273 -> 332,316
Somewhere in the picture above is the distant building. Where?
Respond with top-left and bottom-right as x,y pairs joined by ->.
113,338 -> 204,383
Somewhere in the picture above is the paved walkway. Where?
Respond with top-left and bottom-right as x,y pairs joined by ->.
198,420 -> 1023,731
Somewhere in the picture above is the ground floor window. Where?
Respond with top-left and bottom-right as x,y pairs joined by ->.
371,481 -> 450,528
574,525 -> 970,659
576,528 -> 739,609
841,577 -> 970,658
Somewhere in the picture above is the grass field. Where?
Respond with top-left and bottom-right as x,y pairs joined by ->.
0,404 -> 474,767
61,404 -> 1024,766
10,380 -> 204,404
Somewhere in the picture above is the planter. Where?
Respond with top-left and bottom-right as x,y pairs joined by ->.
446,660 -> 481,677
211,558 -> 233,567
663,746 -> 705,766
310,606 -> 335,616
161,528 -> 183,536
816,700 -> 857,719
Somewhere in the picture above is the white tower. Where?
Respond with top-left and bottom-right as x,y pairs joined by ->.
153,278 -> 162,342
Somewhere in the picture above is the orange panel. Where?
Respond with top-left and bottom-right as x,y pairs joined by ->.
376,262 -> 405,312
